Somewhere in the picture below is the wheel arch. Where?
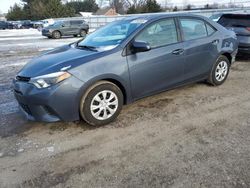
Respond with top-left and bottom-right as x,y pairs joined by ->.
52,30 -> 62,37
77,75 -> 130,110
221,52 -> 232,65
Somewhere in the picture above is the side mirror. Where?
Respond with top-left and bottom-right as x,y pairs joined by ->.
61,24 -> 65,27
132,41 -> 151,53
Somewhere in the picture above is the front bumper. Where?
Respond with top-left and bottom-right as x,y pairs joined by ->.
238,46 -> 250,54
13,76 -> 85,122
42,30 -> 52,37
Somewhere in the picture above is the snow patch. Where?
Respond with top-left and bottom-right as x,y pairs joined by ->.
47,146 -> 55,152
17,148 -> 24,153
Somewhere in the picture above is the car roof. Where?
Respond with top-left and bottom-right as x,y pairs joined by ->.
122,13 -> 205,21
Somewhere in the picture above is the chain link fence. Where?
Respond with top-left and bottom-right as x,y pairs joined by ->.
55,7 -> 250,31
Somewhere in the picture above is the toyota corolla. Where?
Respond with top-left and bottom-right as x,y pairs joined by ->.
13,14 -> 238,126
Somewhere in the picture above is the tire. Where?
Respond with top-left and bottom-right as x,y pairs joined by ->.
208,55 -> 230,86
52,30 -> 61,39
80,29 -> 87,38
80,81 -> 123,126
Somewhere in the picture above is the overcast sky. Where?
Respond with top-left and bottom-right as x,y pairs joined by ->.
0,0 -> 248,14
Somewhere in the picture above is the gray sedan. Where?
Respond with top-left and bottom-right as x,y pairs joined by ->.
13,13 -> 238,126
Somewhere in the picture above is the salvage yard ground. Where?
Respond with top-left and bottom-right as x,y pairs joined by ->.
0,29 -> 250,188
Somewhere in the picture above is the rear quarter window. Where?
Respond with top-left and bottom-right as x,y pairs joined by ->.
206,24 -> 216,35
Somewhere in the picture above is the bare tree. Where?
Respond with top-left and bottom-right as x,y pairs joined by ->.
96,0 -> 107,7
109,0 -> 126,13
123,0 -> 146,9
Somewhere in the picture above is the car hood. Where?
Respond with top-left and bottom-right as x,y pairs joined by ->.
18,44 -> 105,78
44,25 -> 58,30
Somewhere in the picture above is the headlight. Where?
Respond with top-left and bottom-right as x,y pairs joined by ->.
29,71 -> 71,89
49,29 -> 54,33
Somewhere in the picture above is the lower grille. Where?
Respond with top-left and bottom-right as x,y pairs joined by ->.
16,76 -> 30,82
19,103 -> 32,115
43,106 -> 57,117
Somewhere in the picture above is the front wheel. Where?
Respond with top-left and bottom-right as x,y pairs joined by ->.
80,81 -> 123,126
208,55 -> 230,86
52,31 -> 61,39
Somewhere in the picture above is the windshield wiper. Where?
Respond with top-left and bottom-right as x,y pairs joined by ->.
76,44 -> 97,51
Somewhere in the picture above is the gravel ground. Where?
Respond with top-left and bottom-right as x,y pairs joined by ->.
0,29 -> 250,188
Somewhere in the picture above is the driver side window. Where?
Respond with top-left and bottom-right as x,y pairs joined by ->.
135,18 -> 178,48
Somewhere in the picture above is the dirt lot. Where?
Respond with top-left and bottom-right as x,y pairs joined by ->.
0,29 -> 250,188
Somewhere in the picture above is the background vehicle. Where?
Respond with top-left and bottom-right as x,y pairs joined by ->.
0,21 -> 8,30
6,21 -> 14,29
42,19 -> 89,39
218,14 -> 250,54
19,20 -> 33,29
10,21 -> 22,29
32,21 -> 44,30
14,14 -> 238,126
42,19 -> 55,28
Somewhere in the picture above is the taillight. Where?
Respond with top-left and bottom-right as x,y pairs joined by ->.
246,27 -> 250,31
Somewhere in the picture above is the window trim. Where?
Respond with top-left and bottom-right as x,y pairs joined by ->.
177,17 -> 217,42
132,17 -> 181,50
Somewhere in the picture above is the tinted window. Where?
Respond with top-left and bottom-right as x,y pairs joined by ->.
135,18 -> 178,48
71,20 -> 83,25
206,24 -> 216,35
180,19 -> 207,40
218,14 -> 250,27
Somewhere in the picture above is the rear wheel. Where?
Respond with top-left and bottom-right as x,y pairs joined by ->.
80,81 -> 123,126
208,55 -> 230,86
80,29 -> 87,38
52,31 -> 61,39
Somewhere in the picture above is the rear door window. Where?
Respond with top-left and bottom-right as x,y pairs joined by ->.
180,18 -> 207,40
70,20 -> 83,25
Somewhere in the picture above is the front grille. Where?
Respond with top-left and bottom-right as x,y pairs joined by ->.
19,103 -> 32,115
16,76 -> 30,82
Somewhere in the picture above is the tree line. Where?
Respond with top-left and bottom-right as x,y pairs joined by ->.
6,0 -> 239,21
6,0 -> 162,21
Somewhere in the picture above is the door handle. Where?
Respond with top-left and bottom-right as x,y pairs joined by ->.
172,49 -> 184,55
212,39 -> 219,45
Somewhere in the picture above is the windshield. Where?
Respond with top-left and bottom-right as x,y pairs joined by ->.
52,21 -> 63,26
77,19 -> 147,49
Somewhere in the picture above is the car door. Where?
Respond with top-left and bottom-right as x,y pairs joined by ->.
60,21 -> 71,35
70,20 -> 81,34
126,18 -> 185,100
178,17 -> 219,81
